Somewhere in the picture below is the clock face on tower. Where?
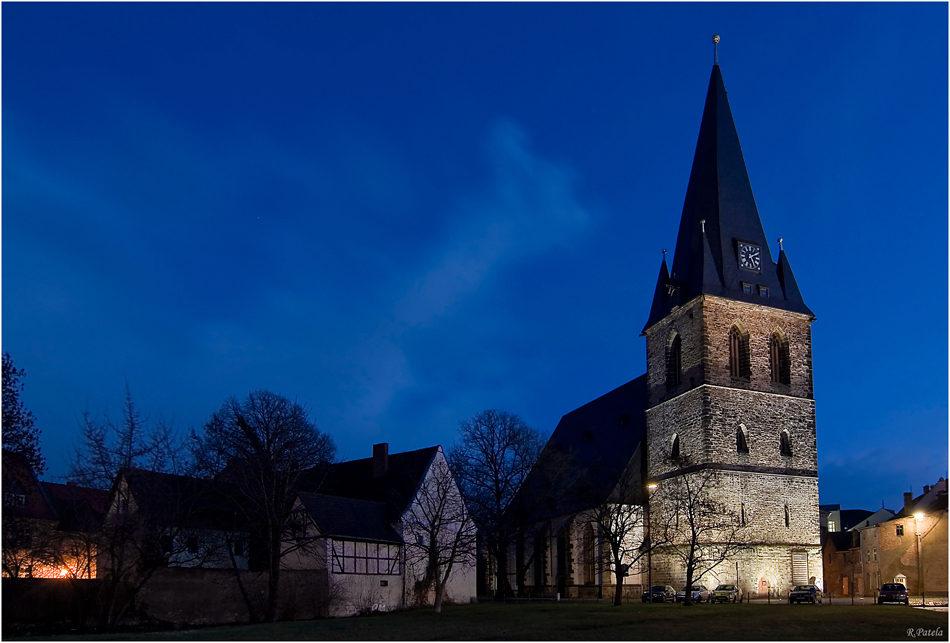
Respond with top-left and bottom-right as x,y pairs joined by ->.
738,242 -> 761,271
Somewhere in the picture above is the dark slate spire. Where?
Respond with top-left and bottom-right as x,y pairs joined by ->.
776,247 -> 806,304
643,65 -> 813,332
646,257 -> 676,329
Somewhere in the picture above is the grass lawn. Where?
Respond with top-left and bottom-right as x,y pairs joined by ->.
39,602 -> 948,641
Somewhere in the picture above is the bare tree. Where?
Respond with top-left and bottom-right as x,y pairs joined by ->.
448,409 -> 543,598
2,352 -> 45,476
581,464 -> 666,606
190,390 -> 336,622
96,469 -> 225,629
655,469 -> 748,606
68,384 -> 182,489
403,452 -> 477,614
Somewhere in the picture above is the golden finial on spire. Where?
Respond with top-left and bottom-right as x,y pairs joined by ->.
713,34 -> 720,65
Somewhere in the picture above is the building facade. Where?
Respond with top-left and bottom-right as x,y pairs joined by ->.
510,62 -> 821,600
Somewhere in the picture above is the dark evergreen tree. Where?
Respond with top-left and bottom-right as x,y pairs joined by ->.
2,352 -> 45,475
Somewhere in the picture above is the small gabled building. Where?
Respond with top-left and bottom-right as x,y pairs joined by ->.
294,492 -> 404,616
2,449 -> 60,578
297,443 -> 477,612
2,450 -> 109,579
104,468 -> 250,573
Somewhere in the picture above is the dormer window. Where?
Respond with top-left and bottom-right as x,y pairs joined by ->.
758,285 -> 769,298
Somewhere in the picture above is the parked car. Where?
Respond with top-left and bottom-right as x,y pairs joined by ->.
641,585 -> 676,603
878,583 -> 909,605
712,584 -> 742,603
789,585 -> 822,604
675,585 -> 711,603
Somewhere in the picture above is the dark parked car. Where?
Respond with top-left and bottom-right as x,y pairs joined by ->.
642,585 -> 676,603
675,585 -> 711,603
789,585 -> 822,604
878,583 -> 909,605
712,584 -> 742,603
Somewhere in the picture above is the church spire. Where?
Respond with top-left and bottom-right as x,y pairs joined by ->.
643,64 -> 813,333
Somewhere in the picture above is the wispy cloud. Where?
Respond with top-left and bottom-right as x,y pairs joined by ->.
394,120 -> 590,327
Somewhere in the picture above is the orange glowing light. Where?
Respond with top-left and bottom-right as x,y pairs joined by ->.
59,568 -> 69,577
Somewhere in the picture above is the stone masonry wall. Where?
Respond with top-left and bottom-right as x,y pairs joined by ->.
643,296 -> 814,409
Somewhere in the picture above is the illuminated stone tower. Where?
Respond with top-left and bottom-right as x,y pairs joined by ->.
641,63 -> 822,596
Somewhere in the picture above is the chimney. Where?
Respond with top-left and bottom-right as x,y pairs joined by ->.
903,491 -> 913,508
66,481 -> 77,487
923,485 -> 932,494
373,443 -> 389,478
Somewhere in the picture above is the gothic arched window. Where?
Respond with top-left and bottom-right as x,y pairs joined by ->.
533,530 -> 546,588
780,430 -> 792,457
583,524 -> 596,585
666,332 -> 682,389
729,325 -> 750,379
670,433 -> 680,460
770,330 -> 791,385
736,424 -> 750,454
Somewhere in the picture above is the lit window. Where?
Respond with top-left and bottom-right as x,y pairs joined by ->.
828,520 -> 836,532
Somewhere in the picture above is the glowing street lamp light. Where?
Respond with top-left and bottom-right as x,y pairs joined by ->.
913,513 -> 924,601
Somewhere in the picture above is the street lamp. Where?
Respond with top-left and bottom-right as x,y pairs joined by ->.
646,483 -> 658,603
914,513 -> 924,602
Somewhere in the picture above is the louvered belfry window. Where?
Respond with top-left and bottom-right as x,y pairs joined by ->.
729,326 -> 750,378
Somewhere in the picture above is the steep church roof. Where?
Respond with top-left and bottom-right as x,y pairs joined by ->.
515,375 -> 648,524
644,65 -> 813,332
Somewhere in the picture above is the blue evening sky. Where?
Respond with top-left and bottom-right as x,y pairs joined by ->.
3,3 -> 947,511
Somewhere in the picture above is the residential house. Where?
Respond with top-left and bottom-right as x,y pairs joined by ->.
859,479 -> 947,600
103,468 -> 250,574
2,450 -> 108,579
297,443 -> 477,613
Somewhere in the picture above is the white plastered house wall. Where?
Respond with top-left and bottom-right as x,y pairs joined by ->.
399,447 -> 477,607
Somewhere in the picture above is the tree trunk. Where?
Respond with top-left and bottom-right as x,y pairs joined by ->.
683,564 -> 695,606
266,530 -> 281,622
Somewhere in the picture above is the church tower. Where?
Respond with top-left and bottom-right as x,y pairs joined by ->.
642,63 -> 821,595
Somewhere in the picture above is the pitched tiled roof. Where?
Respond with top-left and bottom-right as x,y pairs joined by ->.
301,446 -> 438,520
644,65 -> 813,332
118,468 -> 246,531
896,478 -> 948,518
515,375 -> 648,523
42,482 -> 109,533
1,449 -> 57,522
297,492 -> 402,544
